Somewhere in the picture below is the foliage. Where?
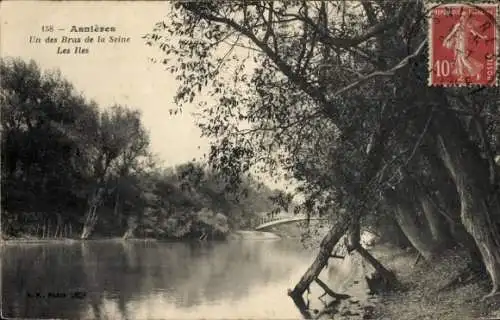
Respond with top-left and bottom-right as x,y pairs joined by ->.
146,2 -> 500,296
0,57 -> 282,240
145,0 -> 499,222
145,1 -> 423,216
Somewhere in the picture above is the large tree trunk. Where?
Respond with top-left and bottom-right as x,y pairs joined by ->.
401,172 -> 452,247
81,205 -> 99,240
386,188 -> 439,261
434,111 -> 500,298
114,191 -> 121,222
420,146 -> 480,253
122,228 -> 134,240
346,217 -> 361,251
416,184 -> 452,247
287,211 -> 351,315
347,217 -> 397,291
288,95 -> 392,311
375,214 -> 412,249
81,158 -> 112,240
81,188 -> 103,240
288,212 -> 396,316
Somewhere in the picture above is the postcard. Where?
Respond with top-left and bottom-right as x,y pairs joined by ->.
1,1 -> 499,320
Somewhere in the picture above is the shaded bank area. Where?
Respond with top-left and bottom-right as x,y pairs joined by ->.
371,245 -> 500,320
0,208 -> 230,242
297,243 -> 500,320
1,228 -> 280,245
282,221 -> 500,320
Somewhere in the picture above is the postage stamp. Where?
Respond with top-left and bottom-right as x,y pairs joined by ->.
428,3 -> 498,86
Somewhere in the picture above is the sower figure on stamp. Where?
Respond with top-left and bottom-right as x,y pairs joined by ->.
442,10 -> 489,81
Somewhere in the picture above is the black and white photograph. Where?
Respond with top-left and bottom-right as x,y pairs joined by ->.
1,1 -> 499,319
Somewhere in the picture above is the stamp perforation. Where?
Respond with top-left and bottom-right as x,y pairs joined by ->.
427,2 -> 499,87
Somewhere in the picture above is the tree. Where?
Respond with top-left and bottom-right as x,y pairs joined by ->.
80,105 -> 152,239
1,57 -> 277,242
0,57 -> 156,240
146,0 -> 500,305
1,57 -> 101,235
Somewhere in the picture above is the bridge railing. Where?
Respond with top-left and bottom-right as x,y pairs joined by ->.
258,216 -> 275,226
257,215 -> 285,226
256,214 -> 309,227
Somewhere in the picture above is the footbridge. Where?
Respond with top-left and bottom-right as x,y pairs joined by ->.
255,214 -> 328,231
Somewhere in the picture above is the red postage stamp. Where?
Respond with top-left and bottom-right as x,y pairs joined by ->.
428,3 -> 498,86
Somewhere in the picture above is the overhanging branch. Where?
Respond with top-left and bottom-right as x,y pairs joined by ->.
183,3 -> 427,135
325,39 -> 427,98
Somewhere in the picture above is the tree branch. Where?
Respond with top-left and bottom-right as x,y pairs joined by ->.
185,4 -> 426,131
361,0 -> 378,25
326,39 -> 427,98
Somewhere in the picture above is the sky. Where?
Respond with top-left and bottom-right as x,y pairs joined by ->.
0,1 -> 292,191
1,1 -> 208,167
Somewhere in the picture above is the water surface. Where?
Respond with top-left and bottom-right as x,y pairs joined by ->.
2,238 -> 329,319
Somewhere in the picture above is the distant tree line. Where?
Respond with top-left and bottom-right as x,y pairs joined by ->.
0,57 -> 286,240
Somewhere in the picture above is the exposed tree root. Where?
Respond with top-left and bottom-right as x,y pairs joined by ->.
355,243 -> 399,293
312,300 -> 342,319
482,288 -> 500,301
315,277 -> 351,300
437,268 -> 481,293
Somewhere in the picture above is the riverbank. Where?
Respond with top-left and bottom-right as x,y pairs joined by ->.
302,239 -> 500,320
0,230 -> 282,245
0,237 -> 159,245
370,245 -> 500,320
0,234 -> 151,243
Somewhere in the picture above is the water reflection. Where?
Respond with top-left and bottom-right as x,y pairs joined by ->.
2,239 -> 316,319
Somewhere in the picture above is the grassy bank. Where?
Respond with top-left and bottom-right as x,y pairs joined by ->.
370,245 -> 500,320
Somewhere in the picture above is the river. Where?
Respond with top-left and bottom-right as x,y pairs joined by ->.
1,236 -> 372,319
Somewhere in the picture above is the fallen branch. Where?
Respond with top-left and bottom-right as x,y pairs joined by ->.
315,277 -> 351,300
